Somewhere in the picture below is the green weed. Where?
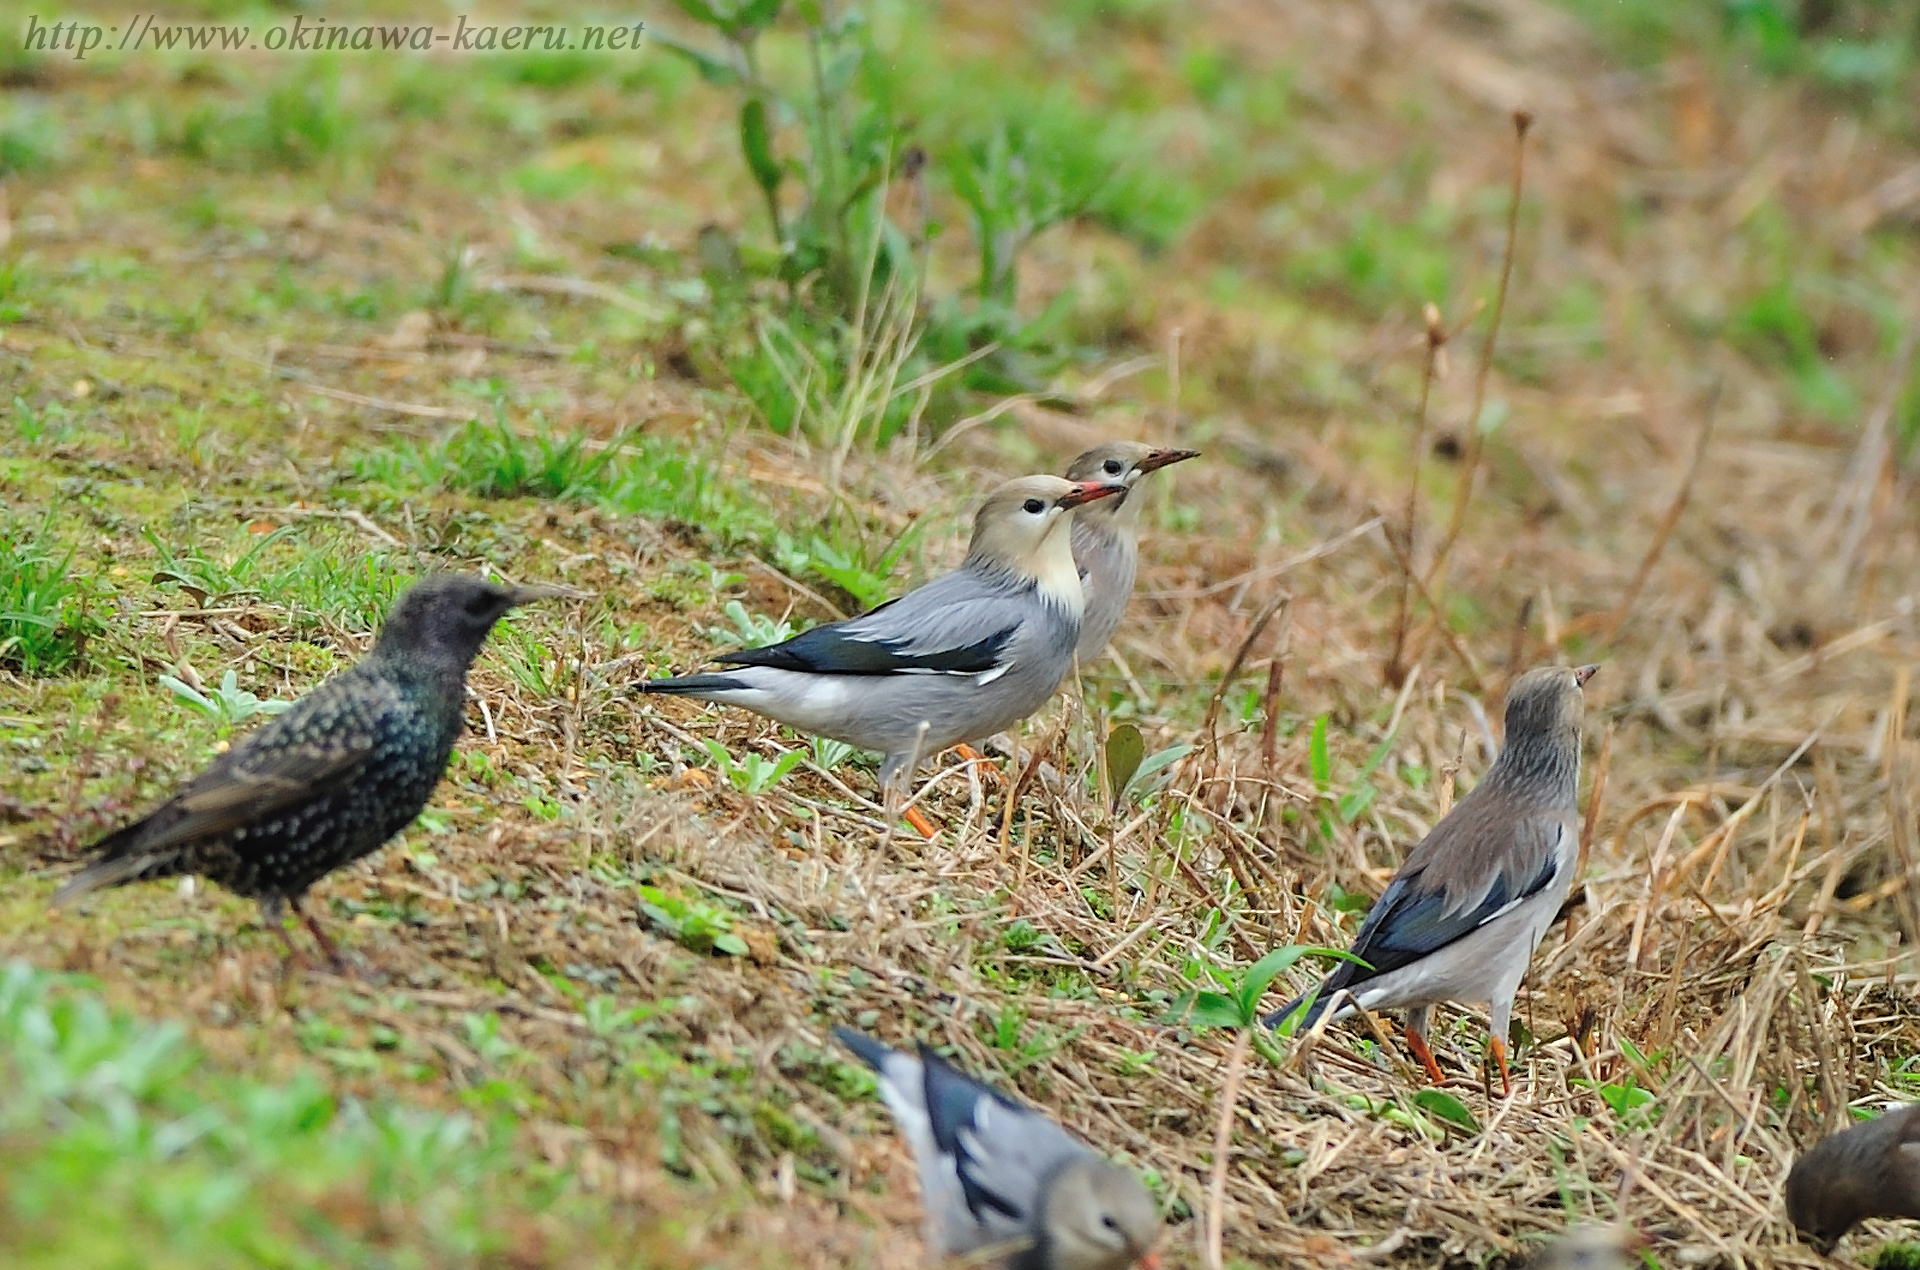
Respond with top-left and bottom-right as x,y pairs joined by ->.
699,738 -> 805,794
0,517 -> 95,675
0,960 -> 634,1268
159,668 -> 293,728
639,884 -> 749,956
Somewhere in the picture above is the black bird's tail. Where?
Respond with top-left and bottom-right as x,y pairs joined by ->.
635,673 -> 751,697
833,1024 -> 892,1072
1263,959 -> 1361,1031
1263,983 -> 1326,1032
51,822 -> 175,906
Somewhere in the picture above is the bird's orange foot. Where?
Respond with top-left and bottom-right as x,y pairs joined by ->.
1404,1027 -> 1448,1086
953,744 -> 999,783
1489,1036 -> 1512,1097
902,805 -> 941,839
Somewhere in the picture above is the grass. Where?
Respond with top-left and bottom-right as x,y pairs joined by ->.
3,0 -> 1920,1267
0,959 -> 685,1269
0,518 -> 94,675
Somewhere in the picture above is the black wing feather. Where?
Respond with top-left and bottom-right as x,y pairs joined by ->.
919,1046 -> 1030,1223
715,621 -> 1014,677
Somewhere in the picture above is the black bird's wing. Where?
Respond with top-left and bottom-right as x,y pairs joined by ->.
1270,786 -> 1572,1026
116,741 -> 375,856
713,571 -> 1023,679
56,682 -> 388,900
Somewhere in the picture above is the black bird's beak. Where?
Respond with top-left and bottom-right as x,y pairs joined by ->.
1573,664 -> 1600,687
1137,447 -> 1200,474
1058,480 -> 1128,509
507,582 -> 587,607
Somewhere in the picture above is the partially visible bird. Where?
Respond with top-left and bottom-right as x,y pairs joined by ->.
1518,1226 -> 1646,1270
1062,442 -> 1200,666
1786,1103 -> 1920,1254
834,1026 -> 1161,1270
1266,664 -> 1598,1093
637,475 -> 1125,837
55,574 -> 555,966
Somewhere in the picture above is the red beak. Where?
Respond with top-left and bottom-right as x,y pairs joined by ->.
1058,480 -> 1129,508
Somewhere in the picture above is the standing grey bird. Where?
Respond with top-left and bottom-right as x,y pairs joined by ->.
638,475 -> 1125,836
1266,664 -> 1597,1092
55,574 -> 554,965
834,1027 -> 1161,1270
1786,1104 -> 1920,1254
1063,442 -> 1200,666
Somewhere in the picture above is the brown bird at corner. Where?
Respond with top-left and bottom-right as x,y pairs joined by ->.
1786,1103 -> 1920,1254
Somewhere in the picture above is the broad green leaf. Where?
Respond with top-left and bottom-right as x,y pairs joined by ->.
1412,1088 -> 1480,1133
1240,945 -> 1370,1017
740,98 -> 783,208
1166,991 -> 1246,1031
734,0 -> 784,32
1105,723 -> 1145,808
713,932 -> 749,956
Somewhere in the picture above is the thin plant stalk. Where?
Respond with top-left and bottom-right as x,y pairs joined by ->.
1425,110 -> 1533,597
1205,1026 -> 1251,1270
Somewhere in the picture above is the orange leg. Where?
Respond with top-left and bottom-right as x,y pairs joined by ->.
953,743 -> 999,783
1403,1027 -> 1447,1086
1489,1035 -> 1512,1097
902,805 -> 941,840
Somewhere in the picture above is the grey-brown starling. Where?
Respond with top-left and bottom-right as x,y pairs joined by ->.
55,574 -> 553,964
1062,442 -> 1199,665
1268,664 -> 1598,1093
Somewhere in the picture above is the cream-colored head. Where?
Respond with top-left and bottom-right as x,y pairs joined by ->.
1063,443 -> 1200,533
1038,1157 -> 1162,1270
965,475 -> 1125,608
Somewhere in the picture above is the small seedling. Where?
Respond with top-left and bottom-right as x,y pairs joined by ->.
711,599 -> 794,648
160,669 -> 293,727
639,884 -> 748,956
700,738 -> 804,794
810,735 -> 857,771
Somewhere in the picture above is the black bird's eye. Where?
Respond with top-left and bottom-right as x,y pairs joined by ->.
464,593 -> 497,618
1103,459 -> 1123,476
1022,498 -> 1045,514
1101,1216 -> 1119,1231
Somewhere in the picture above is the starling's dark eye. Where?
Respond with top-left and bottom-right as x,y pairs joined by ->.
1103,460 -> 1123,476
463,593 -> 496,617
1101,1216 -> 1120,1231
1022,498 -> 1045,515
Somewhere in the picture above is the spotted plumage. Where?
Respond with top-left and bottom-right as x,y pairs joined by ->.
55,574 -> 554,962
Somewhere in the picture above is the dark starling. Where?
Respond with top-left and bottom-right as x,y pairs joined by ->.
55,574 -> 555,965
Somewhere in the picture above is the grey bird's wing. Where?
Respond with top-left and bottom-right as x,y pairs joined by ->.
920,1044 -> 1092,1234
55,679 -> 388,898
1273,786 -> 1572,1024
715,570 -> 1027,680
836,1027 -> 1088,1257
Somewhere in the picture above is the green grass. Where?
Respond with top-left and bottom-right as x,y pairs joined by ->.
0,517 -> 95,675
0,960 -> 668,1269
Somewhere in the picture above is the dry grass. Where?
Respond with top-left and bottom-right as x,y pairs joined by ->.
5,0 -> 1920,1266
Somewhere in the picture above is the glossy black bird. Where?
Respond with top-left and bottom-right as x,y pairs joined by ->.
55,574 -> 554,965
